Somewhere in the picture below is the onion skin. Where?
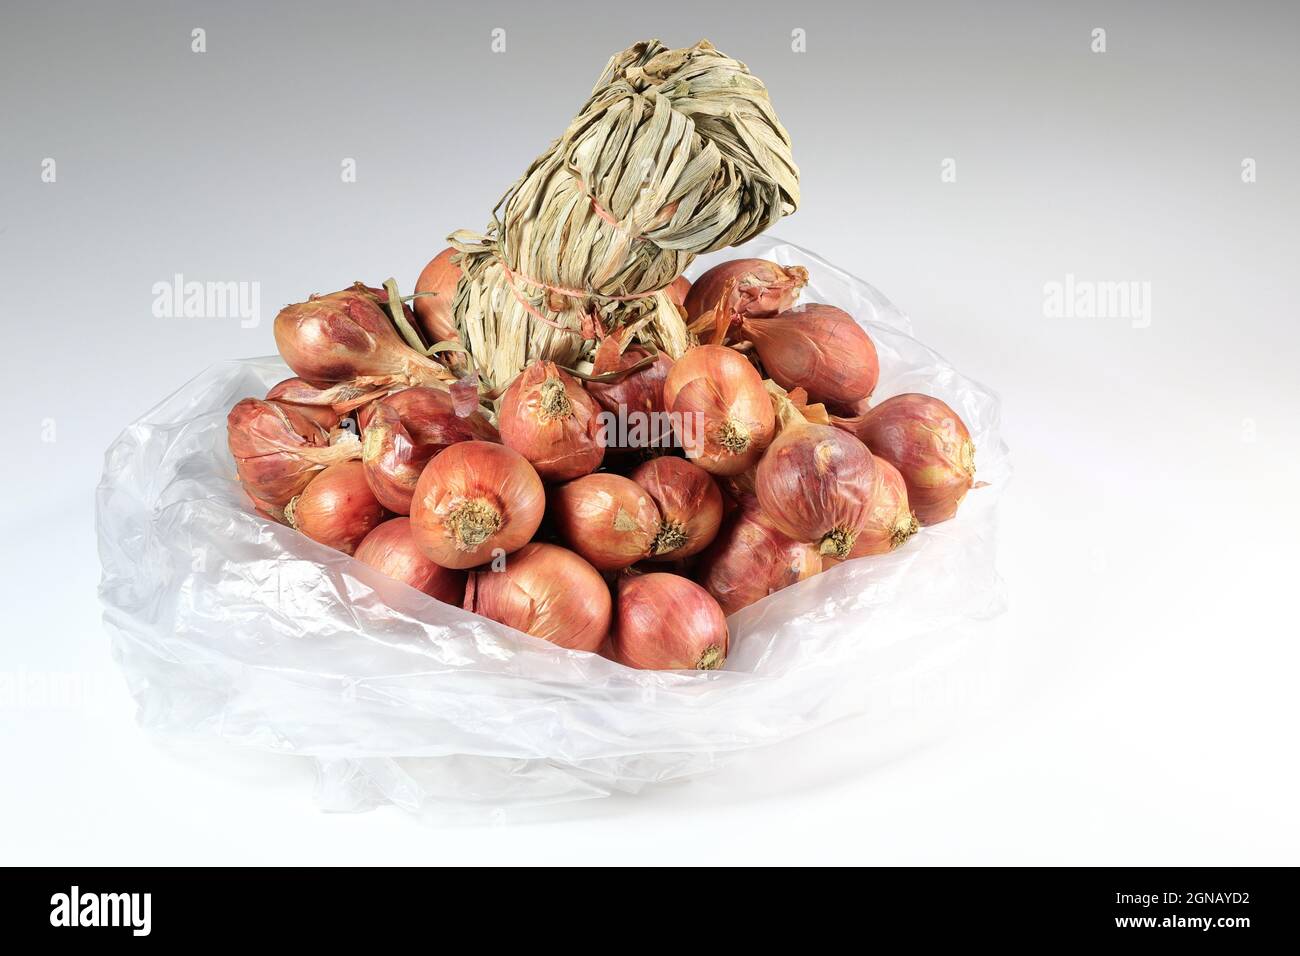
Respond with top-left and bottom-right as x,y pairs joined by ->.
755,395 -> 877,559
409,441 -> 545,569
285,460 -> 387,555
696,495 -> 822,615
227,398 -> 360,517
684,259 -> 808,329
854,394 -> 976,525
742,304 -> 879,407
273,283 -> 453,389
586,339 -> 675,454
465,543 -> 610,652
663,345 -> 775,475
548,474 -> 661,571
361,387 -> 499,514
266,378 -> 344,430
412,248 -> 462,347
842,457 -> 918,557
354,517 -> 465,604
614,573 -> 729,671
630,457 -> 724,560
498,361 -> 605,481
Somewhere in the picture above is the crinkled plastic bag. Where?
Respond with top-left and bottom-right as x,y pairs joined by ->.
96,237 -> 1010,817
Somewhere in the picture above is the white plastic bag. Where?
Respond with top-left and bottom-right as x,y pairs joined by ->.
96,236 -> 1010,816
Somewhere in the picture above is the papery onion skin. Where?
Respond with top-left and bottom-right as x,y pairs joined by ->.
273,283 -> 453,388
409,441 -> 545,569
614,573 -> 729,671
742,304 -> 879,407
696,495 -> 822,615
630,457 -> 724,560
683,258 -> 808,329
265,378 -> 344,430
412,248 -> 462,348
844,457 -> 919,557
854,393 -> 976,525
354,517 -> 466,604
548,473 -> 661,571
361,386 -> 499,514
586,340 -> 675,455
285,460 -> 387,555
227,398 -> 360,517
755,397 -> 877,559
465,542 -> 610,651
498,361 -> 605,481
663,345 -> 775,476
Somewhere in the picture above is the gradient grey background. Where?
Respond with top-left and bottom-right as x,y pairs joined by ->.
2,1 -> 1297,862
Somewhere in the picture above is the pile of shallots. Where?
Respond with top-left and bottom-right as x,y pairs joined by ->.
226,259 -> 977,671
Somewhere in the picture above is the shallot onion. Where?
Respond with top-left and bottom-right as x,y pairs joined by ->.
663,345 -> 774,475
464,542 -> 610,651
741,304 -> 879,407
354,517 -> 466,604
755,387 -> 877,559
411,248 -> 462,348
285,460 -> 387,555
409,441 -> 545,569
841,457 -> 918,558
630,457 -> 724,560
853,393 -> 976,525
273,283 -> 455,390
683,258 -> 808,334
585,336 -> 674,455
548,473 -> 661,571
227,397 -> 360,517
361,386 -> 499,514
696,495 -> 822,615
614,573 -> 729,671
498,361 -> 604,481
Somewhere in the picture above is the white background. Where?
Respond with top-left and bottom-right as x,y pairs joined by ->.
2,2 -> 1297,863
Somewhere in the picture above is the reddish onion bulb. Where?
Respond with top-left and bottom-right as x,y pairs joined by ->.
630,457 -> 724,560
615,573 -> 729,671
227,398 -> 361,517
464,543 -> 610,652
412,248 -> 462,346
683,259 -> 809,332
285,460 -> 387,555
273,283 -> 454,389
696,495 -> 822,615
585,337 -> 675,455
663,345 -> 775,475
361,386 -> 499,514
844,457 -> 919,557
354,517 -> 466,604
741,304 -> 879,407
409,441 -> 544,569
498,361 -> 604,481
755,389 -> 878,559
666,275 -> 692,309
265,378 -> 344,430
854,393 -> 976,525
548,474 -> 661,571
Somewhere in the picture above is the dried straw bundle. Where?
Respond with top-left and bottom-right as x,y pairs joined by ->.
451,39 -> 799,389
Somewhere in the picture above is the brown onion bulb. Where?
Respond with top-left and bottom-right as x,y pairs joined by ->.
227,398 -> 361,517
273,283 -> 454,389
663,345 -> 775,475
666,275 -> 692,309
498,361 -> 604,481
412,248 -> 462,347
844,457 -> 918,557
696,495 -> 822,615
361,386 -> 499,514
548,474 -> 661,571
464,543 -> 610,652
285,460 -> 387,555
585,337 -> 675,455
684,259 -> 808,333
265,378 -> 344,430
354,517 -> 466,604
854,393 -> 976,525
755,389 -> 877,559
614,573 -> 729,671
741,304 -> 879,407
630,457 -> 724,560
409,441 -> 545,569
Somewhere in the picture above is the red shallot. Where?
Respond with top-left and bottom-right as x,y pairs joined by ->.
842,457 -> 918,557
630,457 -> 724,560
683,258 -> 808,334
585,336 -> 675,454
548,473 -> 661,571
354,517 -> 466,604
284,460 -> 387,555
741,304 -> 879,407
614,573 -> 729,671
663,345 -> 774,475
696,495 -> 822,615
412,248 -> 462,348
498,361 -> 604,481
